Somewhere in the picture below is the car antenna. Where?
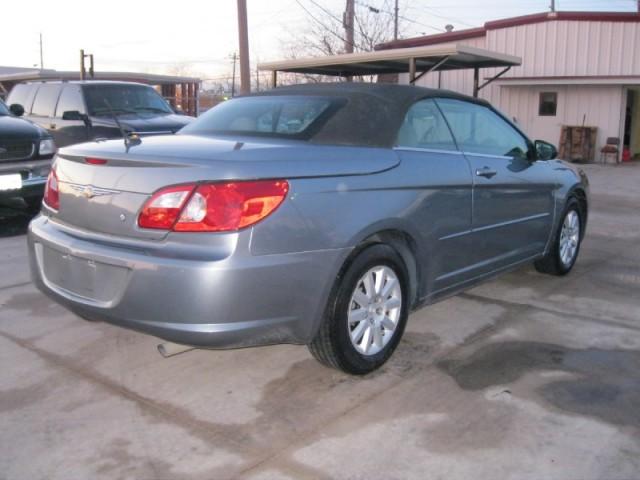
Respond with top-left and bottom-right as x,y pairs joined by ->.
103,99 -> 139,150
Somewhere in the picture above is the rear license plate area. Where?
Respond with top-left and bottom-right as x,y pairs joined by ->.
39,245 -> 129,304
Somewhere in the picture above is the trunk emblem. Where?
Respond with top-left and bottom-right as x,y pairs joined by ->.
68,183 -> 120,200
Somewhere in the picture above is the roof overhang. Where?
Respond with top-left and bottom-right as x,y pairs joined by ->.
0,69 -> 200,85
495,75 -> 640,87
258,44 -> 521,78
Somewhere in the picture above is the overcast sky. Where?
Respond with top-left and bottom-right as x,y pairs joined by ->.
1,0 -> 636,82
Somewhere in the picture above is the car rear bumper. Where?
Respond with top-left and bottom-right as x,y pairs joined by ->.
28,215 -> 350,348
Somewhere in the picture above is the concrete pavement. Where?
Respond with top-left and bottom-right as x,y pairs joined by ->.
0,163 -> 639,480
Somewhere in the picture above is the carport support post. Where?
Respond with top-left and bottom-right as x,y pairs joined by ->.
409,57 -> 416,84
473,67 -> 480,97
271,70 -> 277,88
194,82 -> 200,116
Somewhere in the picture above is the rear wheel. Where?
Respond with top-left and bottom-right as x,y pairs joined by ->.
308,244 -> 409,375
535,198 -> 583,276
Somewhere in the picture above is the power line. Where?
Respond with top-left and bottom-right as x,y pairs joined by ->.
399,15 -> 445,32
355,1 -> 445,32
294,0 -> 348,44
305,0 -> 345,23
416,6 -> 477,27
400,1 -> 478,28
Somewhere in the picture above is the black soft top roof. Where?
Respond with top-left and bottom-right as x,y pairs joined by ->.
252,83 -> 488,148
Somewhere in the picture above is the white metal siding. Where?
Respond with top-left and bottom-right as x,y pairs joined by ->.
409,19 -> 638,156
485,20 -> 640,77
494,85 -> 624,151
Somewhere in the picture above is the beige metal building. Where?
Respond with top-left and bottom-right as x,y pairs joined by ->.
377,11 -> 640,162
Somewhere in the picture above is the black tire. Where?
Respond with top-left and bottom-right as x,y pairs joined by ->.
534,197 -> 583,276
308,243 -> 410,375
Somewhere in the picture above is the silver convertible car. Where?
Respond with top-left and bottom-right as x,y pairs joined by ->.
28,84 -> 588,374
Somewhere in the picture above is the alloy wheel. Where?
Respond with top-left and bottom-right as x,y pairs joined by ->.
347,265 -> 402,356
559,210 -> 580,266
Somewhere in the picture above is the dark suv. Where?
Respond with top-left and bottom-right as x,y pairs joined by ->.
6,81 -> 194,148
0,98 -> 56,211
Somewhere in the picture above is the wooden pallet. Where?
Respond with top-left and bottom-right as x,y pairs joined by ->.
558,126 -> 598,163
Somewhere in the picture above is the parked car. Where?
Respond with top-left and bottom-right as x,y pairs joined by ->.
6,81 -> 194,148
0,98 -> 56,211
28,84 -> 589,374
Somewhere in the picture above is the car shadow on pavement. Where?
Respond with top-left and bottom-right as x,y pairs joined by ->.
0,202 -> 38,238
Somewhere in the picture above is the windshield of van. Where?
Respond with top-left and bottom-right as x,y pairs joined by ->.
0,100 -> 9,116
180,96 -> 339,139
84,84 -> 173,116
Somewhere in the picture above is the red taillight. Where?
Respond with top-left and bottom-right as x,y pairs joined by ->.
137,185 -> 194,230
138,180 -> 289,232
43,167 -> 59,210
85,157 -> 108,165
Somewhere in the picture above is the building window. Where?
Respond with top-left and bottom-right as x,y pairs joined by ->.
539,92 -> 557,116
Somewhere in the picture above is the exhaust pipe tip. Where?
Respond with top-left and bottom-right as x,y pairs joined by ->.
157,342 -> 195,358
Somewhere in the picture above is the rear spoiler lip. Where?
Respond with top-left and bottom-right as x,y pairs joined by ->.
55,152 -> 188,168
128,130 -> 176,137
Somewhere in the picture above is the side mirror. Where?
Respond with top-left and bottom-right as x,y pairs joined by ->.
63,110 -> 92,127
62,110 -> 84,120
9,103 -> 24,117
534,140 -> 558,161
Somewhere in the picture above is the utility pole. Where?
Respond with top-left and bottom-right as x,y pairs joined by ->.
237,0 -> 251,94
39,33 -> 44,70
637,0 -> 639,13
394,0 -> 399,40
344,0 -> 355,53
550,0 -> 556,12
231,52 -> 237,97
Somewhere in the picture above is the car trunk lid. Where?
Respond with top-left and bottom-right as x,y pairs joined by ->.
50,134 -> 399,239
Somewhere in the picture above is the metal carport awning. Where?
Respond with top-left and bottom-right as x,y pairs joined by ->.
258,44 -> 521,97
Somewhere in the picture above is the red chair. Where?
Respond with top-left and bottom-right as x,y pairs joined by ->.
600,137 -> 620,164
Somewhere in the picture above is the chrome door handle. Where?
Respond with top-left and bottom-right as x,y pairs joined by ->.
476,166 -> 497,178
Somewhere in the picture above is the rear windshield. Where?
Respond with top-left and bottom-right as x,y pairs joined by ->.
83,84 -> 173,116
181,96 -> 341,139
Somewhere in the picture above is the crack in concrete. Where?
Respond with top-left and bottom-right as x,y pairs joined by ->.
0,298 -> 513,480
460,292 -> 640,333
0,330 -> 256,460
0,280 -> 33,293
233,318 -> 515,478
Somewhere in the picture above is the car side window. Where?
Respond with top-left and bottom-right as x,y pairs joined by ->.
7,84 -> 38,112
396,98 -> 457,151
56,85 -> 86,117
31,84 -> 62,117
436,98 -> 529,160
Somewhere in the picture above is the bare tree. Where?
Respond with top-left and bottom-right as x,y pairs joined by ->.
167,62 -> 197,78
284,0 -> 409,56
276,0 -> 411,84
